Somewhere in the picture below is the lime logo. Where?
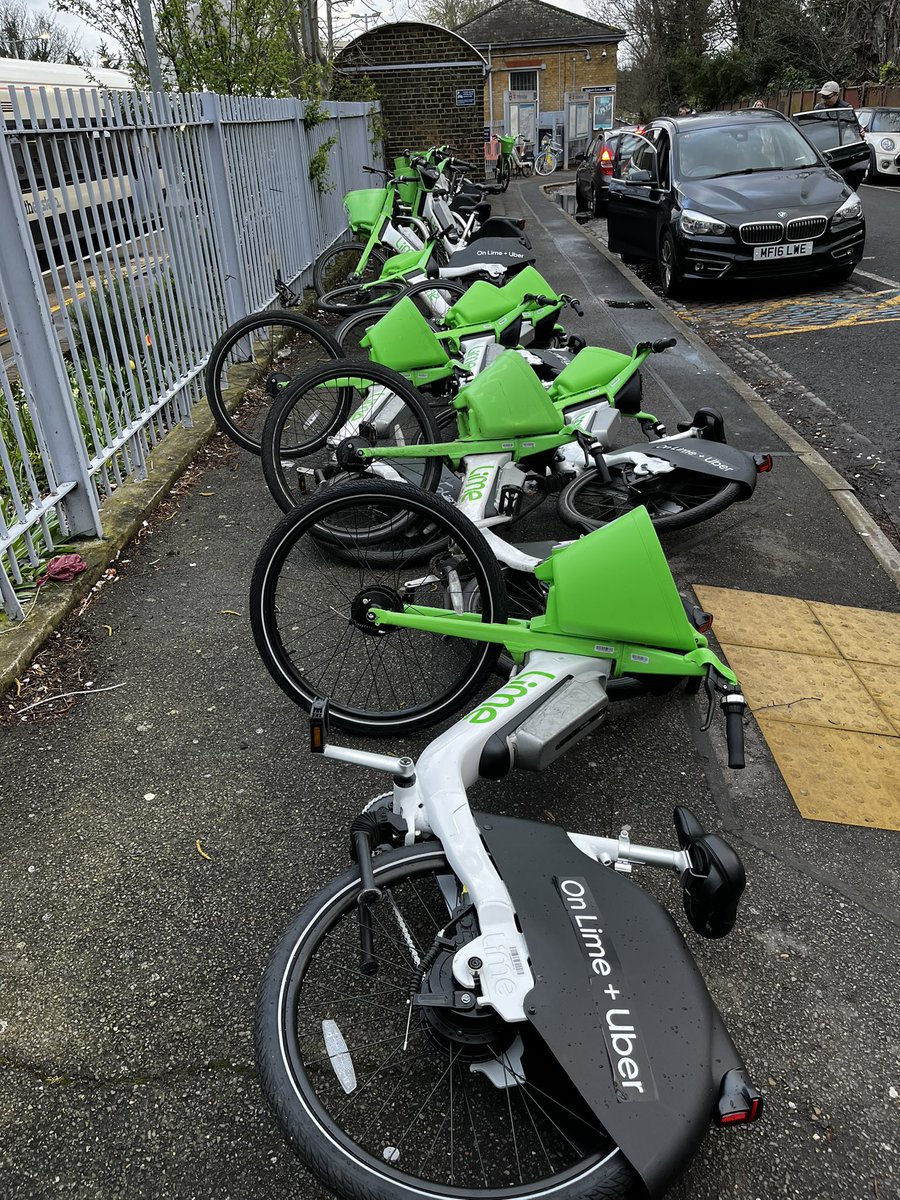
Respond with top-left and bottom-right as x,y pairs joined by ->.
468,671 -> 555,724
460,463 -> 493,503
462,345 -> 484,373
349,387 -> 384,424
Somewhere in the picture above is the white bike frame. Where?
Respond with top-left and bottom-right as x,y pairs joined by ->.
319,650 -> 692,1023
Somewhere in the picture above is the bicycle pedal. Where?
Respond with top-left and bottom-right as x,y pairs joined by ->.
498,485 -> 523,516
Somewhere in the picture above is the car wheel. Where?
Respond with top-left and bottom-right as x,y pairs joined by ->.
658,230 -> 685,298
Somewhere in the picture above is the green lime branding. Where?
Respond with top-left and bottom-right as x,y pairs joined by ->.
468,671 -> 555,723
460,463 -> 494,503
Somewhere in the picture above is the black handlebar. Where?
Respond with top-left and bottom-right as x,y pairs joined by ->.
523,292 -> 558,307
653,337 -> 677,352
722,689 -> 746,770
362,165 -> 388,175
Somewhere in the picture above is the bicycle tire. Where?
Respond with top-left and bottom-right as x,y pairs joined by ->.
534,151 -> 558,177
261,359 -> 444,515
313,239 -> 388,298
317,278 -> 410,315
250,479 -> 509,734
396,277 -> 469,319
498,157 -> 511,192
334,308 -> 392,355
557,465 -> 745,535
256,841 -> 639,1200
204,310 -> 343,455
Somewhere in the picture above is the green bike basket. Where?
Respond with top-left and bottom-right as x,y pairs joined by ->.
343,188 -> 388,233
361,297 -> 452,371
533,507 -> 699,651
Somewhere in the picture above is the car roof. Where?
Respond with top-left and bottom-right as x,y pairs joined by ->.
650,111 -> 790,133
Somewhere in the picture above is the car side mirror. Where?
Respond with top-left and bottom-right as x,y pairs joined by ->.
625,167 -> 654,185
573,152 -> 586,164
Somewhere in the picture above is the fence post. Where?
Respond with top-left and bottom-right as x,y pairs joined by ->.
198,92 -> 250,325
0,126 -> 102,539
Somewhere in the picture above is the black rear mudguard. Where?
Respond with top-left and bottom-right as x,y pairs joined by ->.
621,439 -> 758,496
477,814 -> 747,1199
447,236 -> 536,274
468,217 -> 531,245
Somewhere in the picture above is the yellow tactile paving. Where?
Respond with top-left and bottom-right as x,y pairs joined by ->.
851,662 -> 900,737
807,603 -> 900,668
721,645 -> 895,737
693,586 -> 839,657
692,586 -> 900,832
756,721 -> 900,830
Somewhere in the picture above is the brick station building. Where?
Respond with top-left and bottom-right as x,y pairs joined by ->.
455,0 -> 625,161
333,23 -> 488,178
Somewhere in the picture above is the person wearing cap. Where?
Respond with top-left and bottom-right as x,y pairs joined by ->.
815,81 -> 852,110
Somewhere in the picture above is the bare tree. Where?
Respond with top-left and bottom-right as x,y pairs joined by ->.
0,0 -> 83,61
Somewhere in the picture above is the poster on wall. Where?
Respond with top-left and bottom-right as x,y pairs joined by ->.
592,91 -> 615,130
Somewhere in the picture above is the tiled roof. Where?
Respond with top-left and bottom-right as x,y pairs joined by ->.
455,0 -> 625,46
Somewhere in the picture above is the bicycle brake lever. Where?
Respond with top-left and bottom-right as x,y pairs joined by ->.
700,665 -> 718,731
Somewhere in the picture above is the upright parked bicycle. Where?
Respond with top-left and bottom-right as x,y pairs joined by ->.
534,134 -> 564,176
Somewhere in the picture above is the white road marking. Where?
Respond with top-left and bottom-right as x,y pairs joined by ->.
854,267 -> 900,289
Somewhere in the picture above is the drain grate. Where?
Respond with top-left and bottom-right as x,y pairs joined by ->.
604,299 -> 653,309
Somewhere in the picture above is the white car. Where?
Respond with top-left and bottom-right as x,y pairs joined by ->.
857,107 -> 900,181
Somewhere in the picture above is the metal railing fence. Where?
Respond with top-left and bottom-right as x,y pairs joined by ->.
0,87 -> 379,620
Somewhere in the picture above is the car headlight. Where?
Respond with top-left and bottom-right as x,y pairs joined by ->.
679,209 -> 727,236
880,137 -> 896,151
832,194 -> 863,226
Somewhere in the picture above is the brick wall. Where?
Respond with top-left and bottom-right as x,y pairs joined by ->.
335,24 -> 487,179
483,44 -> 619,126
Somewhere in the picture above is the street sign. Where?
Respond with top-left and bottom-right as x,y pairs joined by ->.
456,88 -> 476,107
581,85 -> 616,95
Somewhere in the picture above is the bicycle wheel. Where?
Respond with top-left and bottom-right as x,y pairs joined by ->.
250,479 -> 508,734
256,842 -> 638,1200
558,463 -> 745,535
313,239 -> 388,298
534,150 -> 557,177
334,308 -> 392,355
318,278 -> 410,315
204,311 -> 343,455
498,157 -> 511,193
261,360 -> 444,514
396,277 -> 469,320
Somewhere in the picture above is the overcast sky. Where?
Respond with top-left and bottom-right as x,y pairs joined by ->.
24,0 -> 596,65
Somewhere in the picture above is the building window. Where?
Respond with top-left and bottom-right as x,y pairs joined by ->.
509,69 -> 538,94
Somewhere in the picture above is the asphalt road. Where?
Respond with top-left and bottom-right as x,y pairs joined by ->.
573,174 -> 900,547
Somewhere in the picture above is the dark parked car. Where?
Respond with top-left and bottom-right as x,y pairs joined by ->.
791,108 -> 871,191
857,106 -> 900,181
606,110 -> 865,297
574,129 -> 634,216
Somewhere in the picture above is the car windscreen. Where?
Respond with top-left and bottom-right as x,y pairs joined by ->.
868,110 -> 900,133
674,123 -> 819,179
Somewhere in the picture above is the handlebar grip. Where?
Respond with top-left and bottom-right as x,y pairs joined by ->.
724,705 -> 745,769
453,159 -> 475,171
652,337 -> 677,352
572,300 -> 584,316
